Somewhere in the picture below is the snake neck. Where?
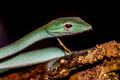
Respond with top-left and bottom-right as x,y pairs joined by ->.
0,26 -> 53,59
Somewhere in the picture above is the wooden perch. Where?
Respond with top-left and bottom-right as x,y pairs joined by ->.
0,40 -> 120,80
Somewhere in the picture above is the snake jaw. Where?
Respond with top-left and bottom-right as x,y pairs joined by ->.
47,25 -> 92,37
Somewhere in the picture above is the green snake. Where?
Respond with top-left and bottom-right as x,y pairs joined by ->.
0,17 -> 92,73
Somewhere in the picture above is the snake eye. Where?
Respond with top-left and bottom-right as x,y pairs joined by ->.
64,23 -> 73,31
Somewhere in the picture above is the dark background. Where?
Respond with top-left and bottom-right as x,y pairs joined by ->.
0,3 -> 119,51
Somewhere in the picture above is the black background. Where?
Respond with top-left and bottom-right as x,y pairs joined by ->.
0,2 -> 119,51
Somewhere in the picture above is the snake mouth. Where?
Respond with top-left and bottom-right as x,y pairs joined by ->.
49,26 -> 92,37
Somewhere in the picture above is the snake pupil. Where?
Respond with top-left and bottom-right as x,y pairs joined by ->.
65,24 -> 73,28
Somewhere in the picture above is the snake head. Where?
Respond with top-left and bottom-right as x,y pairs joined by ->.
46,17 -> 92,37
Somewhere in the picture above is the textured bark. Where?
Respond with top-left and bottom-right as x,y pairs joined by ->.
0,40 -> 120,80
